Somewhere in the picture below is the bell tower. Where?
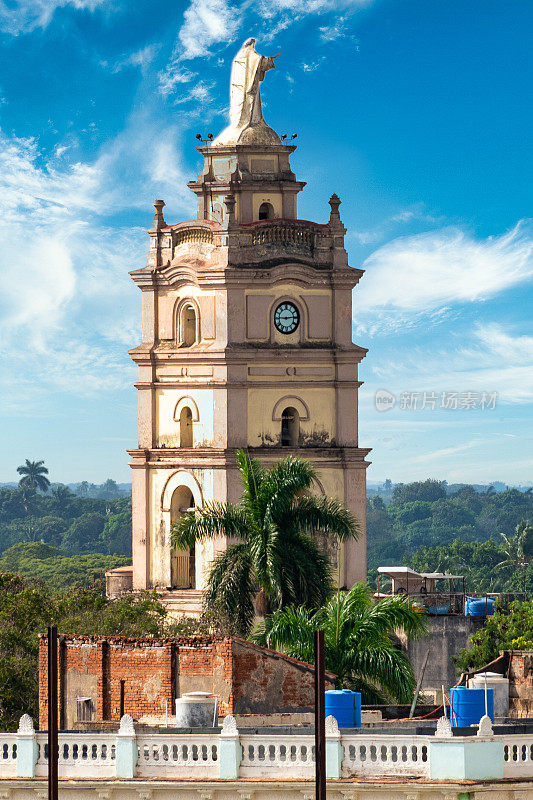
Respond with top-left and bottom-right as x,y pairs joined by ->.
126,40 -> 370,612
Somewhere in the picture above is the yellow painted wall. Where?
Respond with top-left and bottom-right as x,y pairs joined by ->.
247,387 -> 336,447
252,192 -> 282,220
156,389 -> 215,448
245,285 -> 332,345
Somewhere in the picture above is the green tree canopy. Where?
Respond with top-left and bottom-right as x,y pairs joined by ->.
392,480 -> 447,506
456,600 -> 533,673
0,542 -> 130,590
62,512 -> 106,553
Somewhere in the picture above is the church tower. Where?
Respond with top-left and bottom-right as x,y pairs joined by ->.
126,40 -> 370,613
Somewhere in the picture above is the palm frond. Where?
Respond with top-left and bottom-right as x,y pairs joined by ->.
261,456 -> 317,516
354,594 -> 429,641
253,605 -> 316,663
204,543 -> 256,637
282,495 -> 359,542
236,449 -> 266,513
171,503 -> 248,549
273,534 -> 334,610
345,642 -> 416,703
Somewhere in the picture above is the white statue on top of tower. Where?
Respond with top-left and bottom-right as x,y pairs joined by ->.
212,38 -> 281,147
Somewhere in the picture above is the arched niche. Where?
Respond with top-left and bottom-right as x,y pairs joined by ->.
161,470 -> 203,513
281,406 -> 300,447
173,396 -> 200,422
272,395 -> 310,422
170,485 -> 196,589
173,397 -> 200,448
175,298 -> 201,346
258,201 -> 274,220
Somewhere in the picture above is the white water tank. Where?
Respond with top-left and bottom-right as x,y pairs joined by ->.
468,672 -> 509,717
175,692 -> 217,727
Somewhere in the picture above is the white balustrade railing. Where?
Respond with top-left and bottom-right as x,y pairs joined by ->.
136,734 -> 219,778
35,733 -> 116,778
2,714 -> 533,782
239,734 -> 315,778
0,735 -> 17,778
342,734 -> 430,778
503,735 -> 533,778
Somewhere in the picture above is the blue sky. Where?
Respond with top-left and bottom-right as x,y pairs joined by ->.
0,0 -> 531,485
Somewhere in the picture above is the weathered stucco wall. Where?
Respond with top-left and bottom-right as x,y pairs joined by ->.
400,615 -> 486,695
231,639 -> 334,714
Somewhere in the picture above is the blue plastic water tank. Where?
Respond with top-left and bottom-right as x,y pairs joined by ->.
324,689 -> 361,728
450,686 -> 494,727
465,597 -> 495,616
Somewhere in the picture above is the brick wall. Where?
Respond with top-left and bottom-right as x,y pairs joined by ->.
508,651 -> 533,716
39,633 -> 332,729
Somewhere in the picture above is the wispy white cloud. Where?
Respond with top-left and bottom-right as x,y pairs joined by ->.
173,80 -> 215,106
367,323 -> 533,406
158,66 -> 197,96
179,0 -> 241,59
301,56 -> 325,72
355,221 -> 533,333
0,0 -> 107,35
158,0 -> 241,97
107,44 -> 160,74
0,112 -> 193,410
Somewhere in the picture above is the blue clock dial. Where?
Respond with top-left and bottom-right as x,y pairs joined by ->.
274,302 -> 300,334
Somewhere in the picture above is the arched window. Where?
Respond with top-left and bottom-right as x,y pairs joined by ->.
181,304 -> 197,346
179,406 -> 193,447
281,407 -> 300,447
258,202 -> 274,220
170,486 -> 195,589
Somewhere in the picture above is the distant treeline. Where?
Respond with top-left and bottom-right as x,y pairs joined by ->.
0,479 -> 130,500
0,485 -> 131,554
367,479 -> 533,594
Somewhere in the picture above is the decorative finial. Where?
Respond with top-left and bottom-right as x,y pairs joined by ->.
329,193 -> 341,222
477,714 -> 494,738
153,200 -> 166,230
325,715 -> 340,737
118,714 -> 135,736
17,714 -> 35,734
221,714 -> 238,736
435,715 -> 453,738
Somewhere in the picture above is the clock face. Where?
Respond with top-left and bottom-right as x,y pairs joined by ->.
274,302 -> 300,334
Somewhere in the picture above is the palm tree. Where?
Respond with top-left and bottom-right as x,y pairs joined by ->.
51,485 -> 73,515
497,520 -> 533,591
16,460 -> 50,493
172,450 -> 359,637
254,583 -> 428,704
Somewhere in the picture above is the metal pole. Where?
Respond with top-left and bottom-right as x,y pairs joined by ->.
409,648 -> 430,719
314,629 -> 326,800
47,625 -> 58,800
